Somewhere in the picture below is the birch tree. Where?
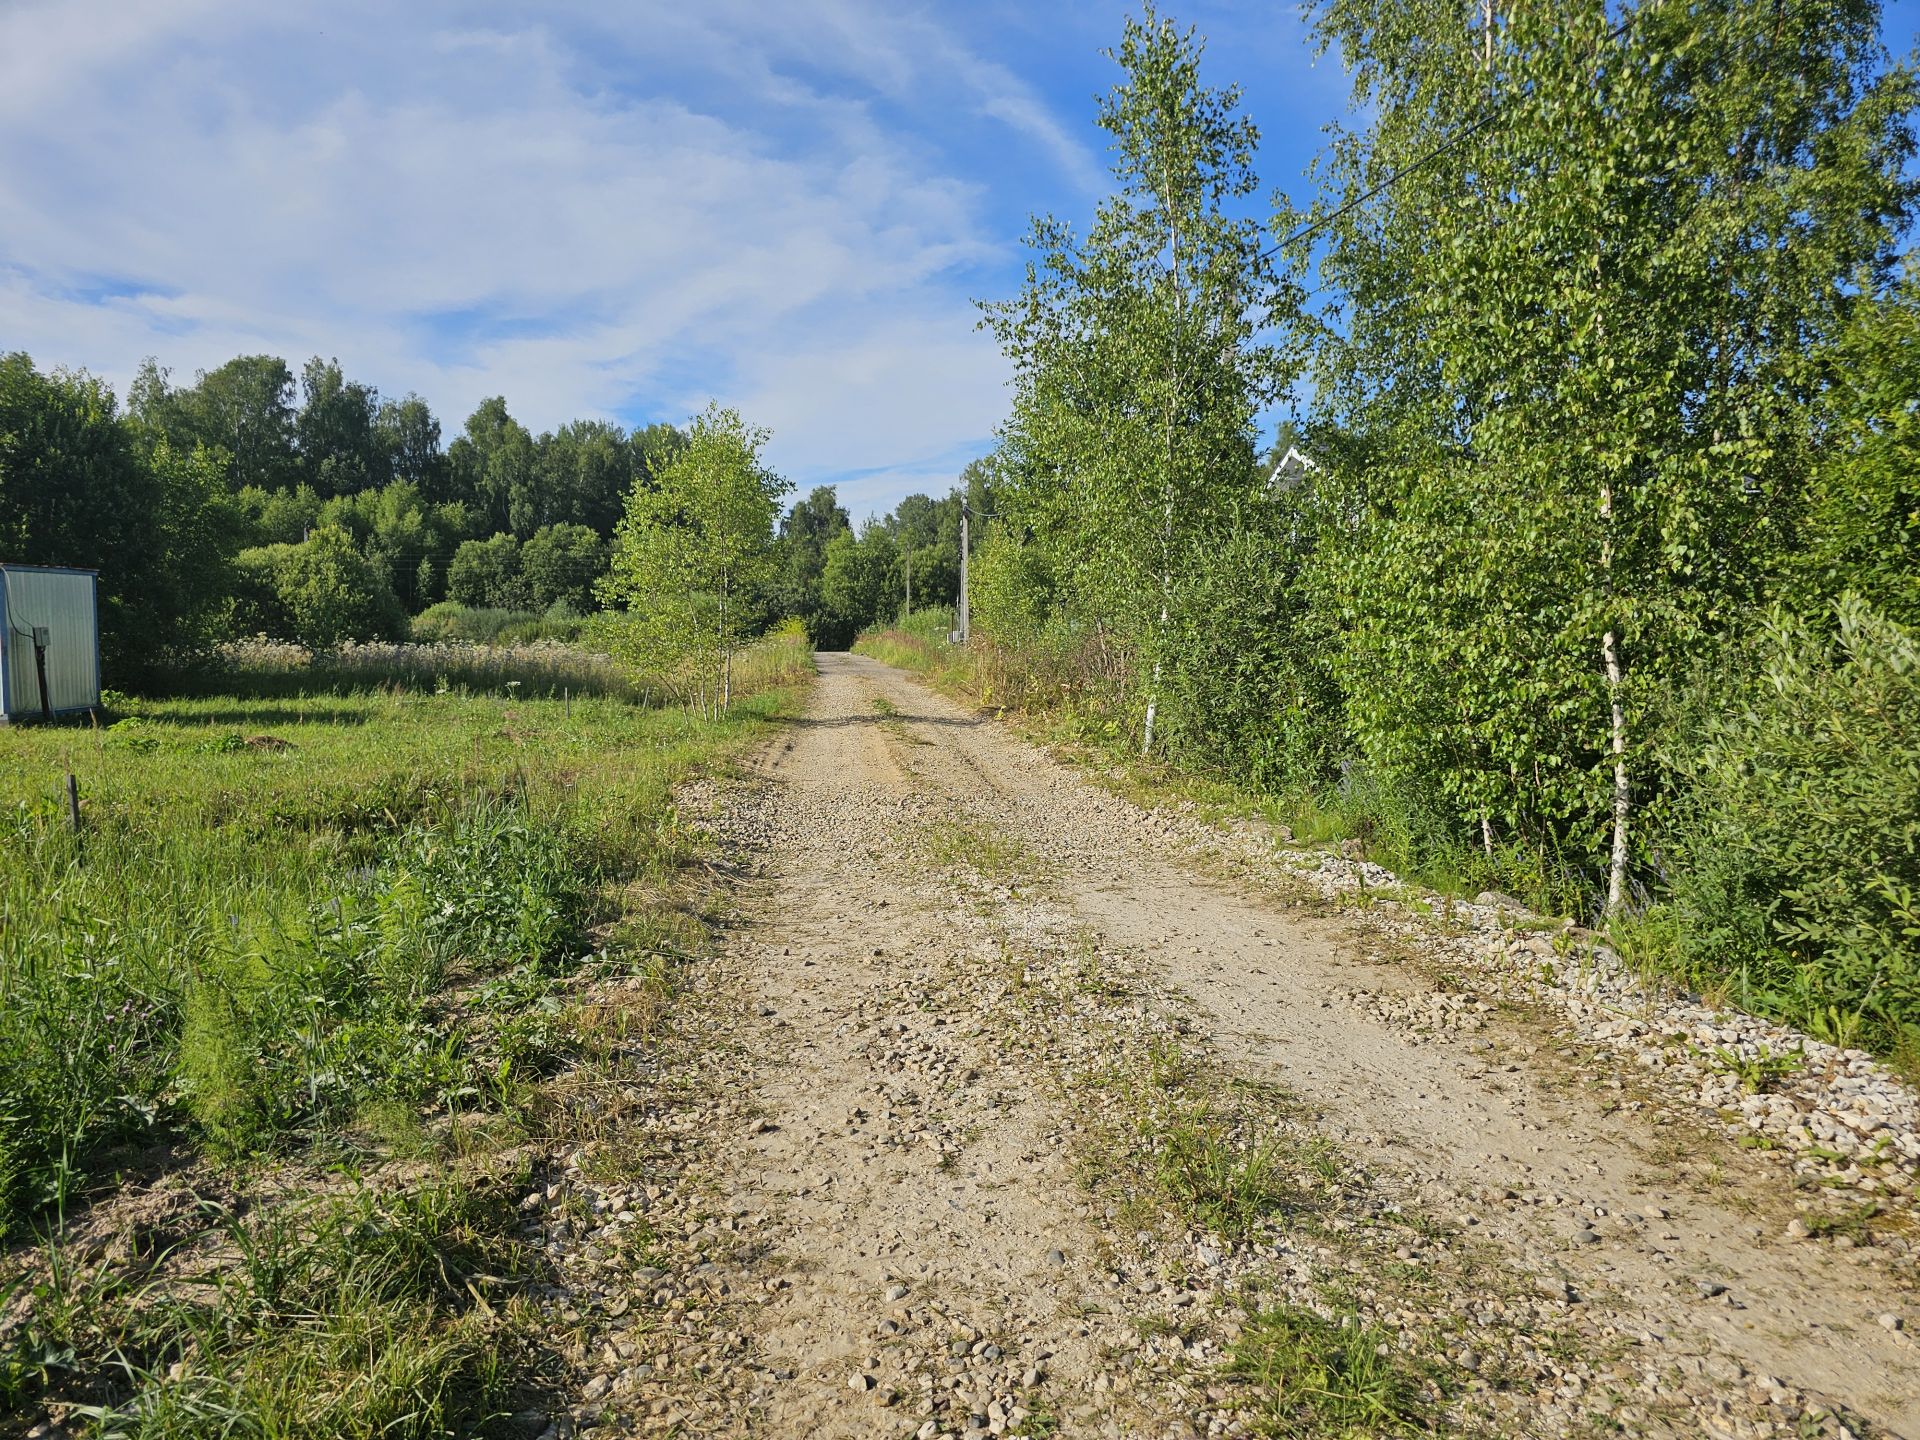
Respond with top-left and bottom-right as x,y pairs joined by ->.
1309,0 -> 1914,913
599,404 -> 788,715
982,4 -> 1302,754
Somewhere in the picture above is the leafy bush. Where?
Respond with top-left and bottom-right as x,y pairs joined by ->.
233,526 -> 407,648
521,522 -> 608,612
446,532 -> 530,610
1652,596 -> 1920,1059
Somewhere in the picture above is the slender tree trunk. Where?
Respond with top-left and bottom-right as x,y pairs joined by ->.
720,577 -> 732,709
1600,475 -> 1630,917
1591,248 -> 1630,918
1143,154 -> 1182,757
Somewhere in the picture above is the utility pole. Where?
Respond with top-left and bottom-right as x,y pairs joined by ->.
957,505 -> 970,644
903,545 -> 912,625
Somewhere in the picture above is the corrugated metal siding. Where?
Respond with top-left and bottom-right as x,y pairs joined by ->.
0,566 -> 101,717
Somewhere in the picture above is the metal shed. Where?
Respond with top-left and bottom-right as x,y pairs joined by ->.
0,564 -> 102,723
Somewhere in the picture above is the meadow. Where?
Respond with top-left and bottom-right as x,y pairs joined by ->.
0,632 -> 811,1436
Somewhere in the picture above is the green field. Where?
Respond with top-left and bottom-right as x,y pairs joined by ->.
0,635 -> 809,1436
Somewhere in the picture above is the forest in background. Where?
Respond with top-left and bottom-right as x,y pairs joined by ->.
0,349 -> 974,667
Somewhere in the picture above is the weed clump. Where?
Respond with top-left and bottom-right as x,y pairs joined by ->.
1229,1304 -> 1435,1437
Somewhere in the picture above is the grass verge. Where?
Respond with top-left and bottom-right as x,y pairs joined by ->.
0,630 -> 812,1435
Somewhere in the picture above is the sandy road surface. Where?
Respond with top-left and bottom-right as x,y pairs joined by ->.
605,653 -> 1918,1439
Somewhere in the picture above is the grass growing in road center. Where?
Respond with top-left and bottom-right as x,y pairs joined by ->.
1229,1303 -> 1434,1438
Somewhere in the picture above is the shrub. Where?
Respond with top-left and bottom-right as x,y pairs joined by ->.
1654,595 -> 1920,1060
521,522 -> 608,612
233,526 -> 406,648
446,533 -> 529,610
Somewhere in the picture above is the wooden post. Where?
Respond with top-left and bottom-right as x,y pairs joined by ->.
958,506 -> 970,644
66,772 -> 80,837
564,686 -> 571,720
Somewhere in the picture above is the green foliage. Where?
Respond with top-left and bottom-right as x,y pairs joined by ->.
599,403 -> 791,712
447,532 -> 529,611
130,354 -> 300,493
1230,1304 -> 1433,1437
52,1180 -> 531,1439
234,526 -> 406,649
237,481 -> 322,546
1797,267 -> 1920,628
295,356 -> 384,497
520,521 -> 608,612
935,4 -> 1920,1059
0,659 -> 806,1239
773,484 -> 853,644
1651,597 -> 1920,1057
410,601 -> 583,647
447,397 -> 536,537
178,803 -> 583,1156
969,524 -> 1054,647
1309,0 -> 1915,908
0,353 -> 241,676
982,6 -> 1304,752
819,524 -> 901,644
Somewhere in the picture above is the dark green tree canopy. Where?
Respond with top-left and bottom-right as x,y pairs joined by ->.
1,352 -> 238,674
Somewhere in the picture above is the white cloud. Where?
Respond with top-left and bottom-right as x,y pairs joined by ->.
0,0 -> 1088,506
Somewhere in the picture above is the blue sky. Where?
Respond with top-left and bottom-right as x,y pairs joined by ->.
2,1 -> 1917,521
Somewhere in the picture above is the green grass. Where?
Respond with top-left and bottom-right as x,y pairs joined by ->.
0,681 -> 793,1226
1153,1112 -> 1295,1240
28,1177 -> 542,1440
1230,1304 -> 1435,1437
919,816 -> 1027,880
0,631 -> 812,1434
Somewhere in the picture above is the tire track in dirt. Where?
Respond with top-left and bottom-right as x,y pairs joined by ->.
664,661 -> 1179,1438
841,651 -> 1920,1438
609,654 -> 1916,1440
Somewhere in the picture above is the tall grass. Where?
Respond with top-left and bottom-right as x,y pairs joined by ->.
411,600 -> 587,647
197,636 -> 631,699
2,626 -> 811,1431
0,628 -> 811,1217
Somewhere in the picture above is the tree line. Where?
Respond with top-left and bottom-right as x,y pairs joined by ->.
965,1 -> 1919,1063
0,345 -> 986,667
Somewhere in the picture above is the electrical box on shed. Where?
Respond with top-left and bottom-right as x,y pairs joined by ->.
0,564 -> 102,723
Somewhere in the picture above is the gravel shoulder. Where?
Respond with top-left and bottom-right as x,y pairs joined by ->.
581,652 -> 1919,1440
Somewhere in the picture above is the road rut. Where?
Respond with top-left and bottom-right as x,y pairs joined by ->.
610,652 -> 1918,1439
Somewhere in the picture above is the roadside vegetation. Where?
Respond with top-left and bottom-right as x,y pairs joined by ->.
0,627 -> 812,1435
849,2 -> 1920,1076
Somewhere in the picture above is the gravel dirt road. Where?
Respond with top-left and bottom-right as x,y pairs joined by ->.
582,652 -> 1919,1439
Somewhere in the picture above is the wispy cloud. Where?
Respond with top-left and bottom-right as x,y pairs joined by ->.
0,0 -> 1403,507
0,0 -> 1103,503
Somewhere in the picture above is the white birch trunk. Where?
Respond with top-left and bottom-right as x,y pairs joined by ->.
1143,156 -> 1182,757
1603,623 -> 1629,915
1600,476 -> 1629,916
